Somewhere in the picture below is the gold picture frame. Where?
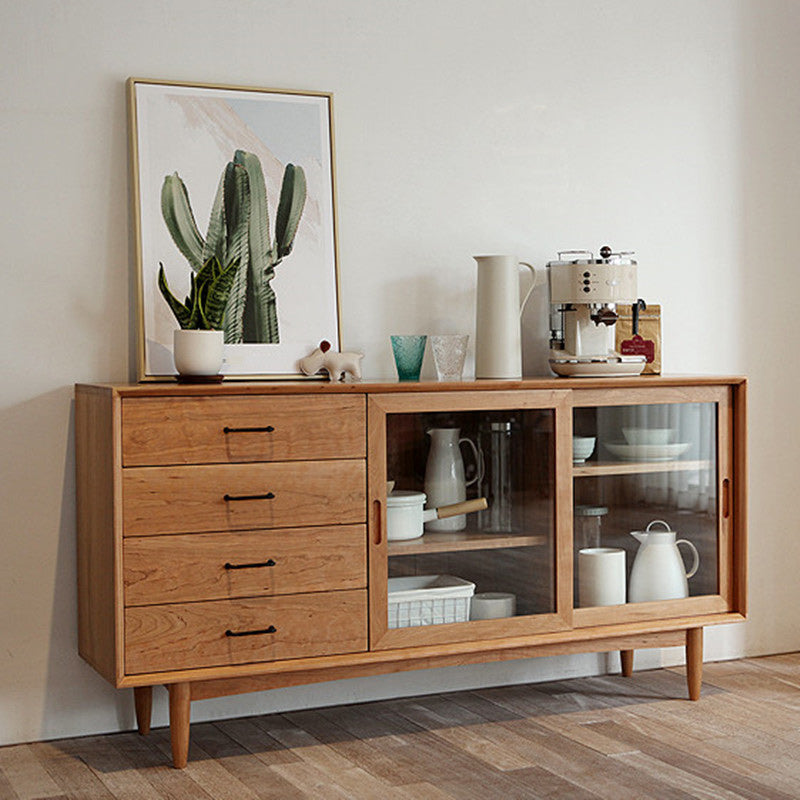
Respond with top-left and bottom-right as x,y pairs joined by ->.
127,78 -> 342,381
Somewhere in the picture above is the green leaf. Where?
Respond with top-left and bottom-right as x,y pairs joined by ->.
187,273 -> 203,329
222,162 -> 251,343
202,170 -> 228,266
234,150 -> 271,260
161,173 -> 206,271
157,263 -> 192,329
205,258 -> 240,330
261,275 -> 279,343
274,163 -> 307,259
234,150 -> 275,343
194,254 -> 219,288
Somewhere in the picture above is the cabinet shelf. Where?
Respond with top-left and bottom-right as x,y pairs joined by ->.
573,459 -> 713,478
387,529 -> 547,556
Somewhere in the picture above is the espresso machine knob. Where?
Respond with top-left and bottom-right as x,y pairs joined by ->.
599,245 -> 612,259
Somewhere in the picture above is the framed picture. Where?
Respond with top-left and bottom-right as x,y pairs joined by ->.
127,78 -> 341,380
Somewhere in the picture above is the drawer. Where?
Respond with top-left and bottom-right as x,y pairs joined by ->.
125,589 -> 368,673
121,395 -> 365,466
124,525 -> 367,605
122,460 -> 365,536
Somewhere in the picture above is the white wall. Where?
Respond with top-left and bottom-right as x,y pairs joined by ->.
2,0 -> 798,746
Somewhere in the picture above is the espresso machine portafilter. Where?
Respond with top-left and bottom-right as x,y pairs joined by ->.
548,246 -> 646,377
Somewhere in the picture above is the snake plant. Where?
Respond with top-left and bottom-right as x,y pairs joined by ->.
160,150 -> 307,344
158,256 -> 239,330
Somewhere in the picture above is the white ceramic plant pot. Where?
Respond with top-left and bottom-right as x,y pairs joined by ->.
173,329 -> 224,377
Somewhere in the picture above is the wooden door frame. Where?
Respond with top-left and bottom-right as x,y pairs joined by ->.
367,389 -> 573,651
570,383 -> 743,627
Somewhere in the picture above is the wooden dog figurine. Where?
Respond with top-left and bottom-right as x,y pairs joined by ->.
299,340 -> 363,382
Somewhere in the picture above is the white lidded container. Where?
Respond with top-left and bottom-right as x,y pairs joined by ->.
385,491 -> 487,541
387,575 -> 475,628
386,491 -> 430,541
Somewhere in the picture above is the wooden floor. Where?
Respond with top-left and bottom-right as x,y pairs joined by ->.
4,654 -> 800,799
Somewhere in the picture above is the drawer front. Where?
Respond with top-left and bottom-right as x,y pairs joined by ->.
122,460 -> 365,536
125,589 -> 368,674
124,525 -> 367,605
121,395 -> 365,466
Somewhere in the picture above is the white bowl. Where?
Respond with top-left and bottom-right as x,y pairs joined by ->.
622,427 -> 675,446
572,436 -> 596,463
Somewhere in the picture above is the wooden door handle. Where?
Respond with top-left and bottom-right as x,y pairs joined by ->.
722,478 -> 731,518
373,499 -> 383,545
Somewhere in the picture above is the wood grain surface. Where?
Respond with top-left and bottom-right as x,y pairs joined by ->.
75,384 -> 124,685
122,460 -> 366,536
4,652 -> 798,799
125,590 -> 368,673
121,394 -> 366,466
123,525 -> 367,605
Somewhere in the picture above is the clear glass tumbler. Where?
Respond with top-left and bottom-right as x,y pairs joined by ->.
430,334 -> 469,381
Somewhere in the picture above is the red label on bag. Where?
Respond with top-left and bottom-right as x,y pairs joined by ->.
620,334 -> 655,363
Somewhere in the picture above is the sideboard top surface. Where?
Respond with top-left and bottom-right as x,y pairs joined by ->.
76,374 -> 746,398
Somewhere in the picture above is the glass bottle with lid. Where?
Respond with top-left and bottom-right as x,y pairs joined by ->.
574,504 -> 608,549
476,418 -> 522,533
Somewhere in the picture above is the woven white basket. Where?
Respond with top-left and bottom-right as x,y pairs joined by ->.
387,575 -> 475,629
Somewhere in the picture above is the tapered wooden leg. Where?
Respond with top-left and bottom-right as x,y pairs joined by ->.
133,686 -> 152,735
686,627 -> 703,701
168,683 -> 191,768
620,649 -> 634,677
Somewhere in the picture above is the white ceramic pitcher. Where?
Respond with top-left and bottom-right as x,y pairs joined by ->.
628,520 -> 700,603
474,255 -> 538,379
424,427 -> 482,531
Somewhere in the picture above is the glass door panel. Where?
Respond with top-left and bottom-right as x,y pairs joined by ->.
369,389 -> 572,650
386,407 -> 556,625
573,401 -> 720,614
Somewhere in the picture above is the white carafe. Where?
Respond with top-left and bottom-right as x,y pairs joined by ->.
628,520 -> 700,602
423,428 -> 482,531
473,255 -> 538,379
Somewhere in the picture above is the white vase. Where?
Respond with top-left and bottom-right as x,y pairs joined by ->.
173,329 -> 224,377
473,255 -> 538,379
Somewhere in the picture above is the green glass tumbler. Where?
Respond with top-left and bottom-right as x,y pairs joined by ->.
390,335 -> 427,381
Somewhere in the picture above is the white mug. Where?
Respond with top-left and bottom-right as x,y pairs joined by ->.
578,547 -> 626,607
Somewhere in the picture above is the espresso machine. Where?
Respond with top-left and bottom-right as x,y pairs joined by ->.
548,246 -> 646,377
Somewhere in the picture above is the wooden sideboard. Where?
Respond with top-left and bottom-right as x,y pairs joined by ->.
75,376 -> 747,767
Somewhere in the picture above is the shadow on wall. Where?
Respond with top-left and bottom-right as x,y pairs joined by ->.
737,4 -> 800,656
46,394 -> 134,739
46,391 -> 134,740
522,276 -> 552,377
0,388 -> 126,744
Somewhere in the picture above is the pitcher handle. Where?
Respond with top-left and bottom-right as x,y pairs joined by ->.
519,262 -> 539,319
459,437 -> 484,487
676,538 -> 700,579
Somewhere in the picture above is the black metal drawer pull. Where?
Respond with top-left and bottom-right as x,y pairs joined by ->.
223,425 -> 275,433
224,559 -> 276,570
223,492 -> 275,502
225,625 -> 277,637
